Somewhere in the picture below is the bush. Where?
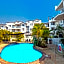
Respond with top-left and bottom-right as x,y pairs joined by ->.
12,39 -> 17,41
38,38 -> 47,48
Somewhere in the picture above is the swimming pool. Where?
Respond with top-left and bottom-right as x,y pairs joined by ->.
0,43 -> 42,63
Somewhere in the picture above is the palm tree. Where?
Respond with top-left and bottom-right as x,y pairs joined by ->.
32,23 -> 49,38
32,24 -> 41,38
53,25 -> 64,37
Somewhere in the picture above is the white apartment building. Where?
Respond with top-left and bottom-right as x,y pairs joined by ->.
54,0 -> 64,26
6,21 -> 26,33
49,0 -> 64,30
26,19 -> 41,33
0,19 -> 41,42
0,24 -> 6,30
49,19 -> 59,30
25,19 -> 41,42
49,0 -> 64,37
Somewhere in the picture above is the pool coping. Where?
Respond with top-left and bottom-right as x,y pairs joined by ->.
33,46 -> 51,62
0,43 -> 51,64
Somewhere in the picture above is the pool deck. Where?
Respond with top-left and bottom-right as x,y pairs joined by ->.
41,44 -> 64,64
0,44 -> 64,64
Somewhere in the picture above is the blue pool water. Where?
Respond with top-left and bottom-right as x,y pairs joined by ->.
0,43 -> 42,63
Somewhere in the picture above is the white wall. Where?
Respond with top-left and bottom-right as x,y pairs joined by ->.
48,38 -> 63,45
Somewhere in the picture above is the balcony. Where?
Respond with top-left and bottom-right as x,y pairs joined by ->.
12,26 -> 21,29
12,29 -> 21,32
55,0 -> 63,11
16,26 -> 21,28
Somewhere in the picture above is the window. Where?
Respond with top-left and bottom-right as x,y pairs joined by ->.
36,21 -> 38,22
51,22 -> 55,25
26,26 -> 29,32
26,36 -> 28,38
16,25 -> 21,28
9,25 -> 11,27
1,26 -> 3,27
12,25 -> 15,28
30,28 -> 32,31
22,24 -> 24,26
22,28 -> 24,31
51,27 -> 55,30
30,23 -> 33,26
12,29 -> 15,32
26,26 -> 29,29
60,21 -> 62,23
6,27 -> 8,29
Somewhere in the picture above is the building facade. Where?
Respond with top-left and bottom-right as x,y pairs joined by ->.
0,19 -> 41,42
48,0 -> 64,37
0,24 -> 6,30
25,19 -> 41,42
54,0 -> 64,27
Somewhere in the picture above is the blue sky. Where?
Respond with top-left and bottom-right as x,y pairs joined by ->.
0,0 -> 61,23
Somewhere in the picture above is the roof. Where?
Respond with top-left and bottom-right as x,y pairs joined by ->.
54,13 -> 64,20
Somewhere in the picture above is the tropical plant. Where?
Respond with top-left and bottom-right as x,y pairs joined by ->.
0,29 -> 13,42
32,23 -> 49,39
32,24 -> 41,38
32,23 -> 49,47
0,30 -> 3,41
53,25 -> 64,37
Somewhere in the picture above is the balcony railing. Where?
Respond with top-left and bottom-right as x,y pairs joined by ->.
12,26 -> 21,28
16,26 -> 21,28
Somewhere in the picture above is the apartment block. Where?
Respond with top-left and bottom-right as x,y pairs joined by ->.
49,0 -> 64,30
25,19 -> 41,42
0,19 -> 41,42
54,0 -> 64,27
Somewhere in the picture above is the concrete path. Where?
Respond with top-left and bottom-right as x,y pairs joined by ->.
40,44 -> 64,64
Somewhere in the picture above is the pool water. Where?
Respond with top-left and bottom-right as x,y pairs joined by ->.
0,43 -> 42,63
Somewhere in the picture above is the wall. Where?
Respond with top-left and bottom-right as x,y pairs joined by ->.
48,38 -> 63,45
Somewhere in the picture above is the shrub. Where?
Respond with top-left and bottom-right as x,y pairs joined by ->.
12,39 -> 17,41
38,38 -> 47,48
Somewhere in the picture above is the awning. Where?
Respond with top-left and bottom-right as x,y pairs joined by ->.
3,33 -> 24,35
54,13 -> 64,20
50,20 -> 59,22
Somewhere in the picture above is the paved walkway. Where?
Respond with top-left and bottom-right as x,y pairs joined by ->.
40,44 -> 64,64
